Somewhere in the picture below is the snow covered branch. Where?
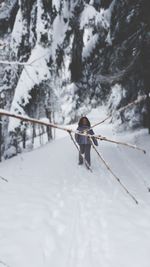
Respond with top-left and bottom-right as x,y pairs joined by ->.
0,60 -> 31,66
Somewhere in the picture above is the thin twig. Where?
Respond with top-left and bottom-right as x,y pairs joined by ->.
91,115 -> 111,129
90,137 -> 139,204
0,60 -> 30,66
27,52 -> 49,65
0,52 -> 49,67
0,176 -> 8,183
117,95 -> 146,114
24,66 -> 36,85
0,260 -> 10,267
90,95 -> 146,131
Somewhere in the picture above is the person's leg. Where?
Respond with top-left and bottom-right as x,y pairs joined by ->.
79,145 -> 85,164
85,145 -> 91,166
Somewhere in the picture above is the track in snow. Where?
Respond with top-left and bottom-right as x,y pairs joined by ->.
0,120 -> 150,267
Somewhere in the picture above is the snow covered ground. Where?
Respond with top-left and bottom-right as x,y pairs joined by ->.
0,107 -> 150,267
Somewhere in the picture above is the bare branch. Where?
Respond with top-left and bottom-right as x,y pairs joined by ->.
97,135 -> 146,154
90,137 -> 139,204
116,95 -> 147,113
89,95 -> 147,133
0,176 -> 8,183
24,66 -> 36,85
91,115 -> 111,129
0,60 -> 31,66
0,52 -> 49,67
0,109 -> 146,154
0,260 -> 10,267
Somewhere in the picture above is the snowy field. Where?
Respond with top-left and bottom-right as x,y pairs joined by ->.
0,108 -> 150,267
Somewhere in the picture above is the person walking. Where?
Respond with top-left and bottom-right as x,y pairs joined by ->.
75,116 -> 98,168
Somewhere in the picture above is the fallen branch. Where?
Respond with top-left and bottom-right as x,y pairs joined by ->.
0,109 -> 146,154
90,137 -> 139,204
98,135 -> 146,154
68,131 -> 92,172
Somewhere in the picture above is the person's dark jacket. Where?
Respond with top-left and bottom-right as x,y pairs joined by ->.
75,125 -> 98,146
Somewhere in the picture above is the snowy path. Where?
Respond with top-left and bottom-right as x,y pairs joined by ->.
0,118 -> 150,267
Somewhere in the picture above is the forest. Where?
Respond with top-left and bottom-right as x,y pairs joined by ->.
0,1 -> 150,267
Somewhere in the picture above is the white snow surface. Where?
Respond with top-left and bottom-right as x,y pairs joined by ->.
80,5 -> 109,30
82,31 -> 99,59
52,14 -> 69,60
0,107 -> 150,267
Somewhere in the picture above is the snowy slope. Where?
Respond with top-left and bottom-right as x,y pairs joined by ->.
0,110 -> 150,267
